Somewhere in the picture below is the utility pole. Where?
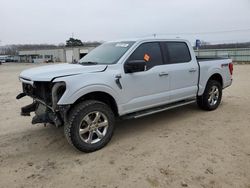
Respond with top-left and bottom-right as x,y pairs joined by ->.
71,33 -> 74,63
0,40 -> 2,55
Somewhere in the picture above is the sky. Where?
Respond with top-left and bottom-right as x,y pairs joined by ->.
1,0 -> 250,45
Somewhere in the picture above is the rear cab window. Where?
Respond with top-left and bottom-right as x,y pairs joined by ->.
163,42 -> 191,64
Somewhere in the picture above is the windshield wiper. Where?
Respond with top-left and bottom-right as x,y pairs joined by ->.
80,61 -> 98,65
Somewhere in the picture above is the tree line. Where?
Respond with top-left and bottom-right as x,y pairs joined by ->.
0,38 -> 101,55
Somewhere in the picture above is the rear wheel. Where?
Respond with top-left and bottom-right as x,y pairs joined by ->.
197,80 -> 222,111
64,100 -> 115,152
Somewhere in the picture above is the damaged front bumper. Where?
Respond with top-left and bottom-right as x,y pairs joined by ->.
17,96 -> 70,127
17,81 -> 69,127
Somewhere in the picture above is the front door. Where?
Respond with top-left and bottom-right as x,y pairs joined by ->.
120,42 -> 171,114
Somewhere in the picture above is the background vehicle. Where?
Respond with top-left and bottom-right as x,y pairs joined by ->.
0,55 -> 18,63
17,38 -> 233,152
0,56 -> 6,63
44,59 -> 53,63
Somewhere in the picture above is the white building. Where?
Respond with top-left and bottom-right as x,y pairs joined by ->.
18,45 -> 98,63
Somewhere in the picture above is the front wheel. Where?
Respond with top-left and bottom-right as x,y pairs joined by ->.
197,80 -> 222,111
64,100 -> 115,152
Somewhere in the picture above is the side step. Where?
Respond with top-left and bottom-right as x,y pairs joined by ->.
121,99 -> 196,120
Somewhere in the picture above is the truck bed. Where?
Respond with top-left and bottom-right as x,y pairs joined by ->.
197,57 -> 232,96
196,56 -> 229,62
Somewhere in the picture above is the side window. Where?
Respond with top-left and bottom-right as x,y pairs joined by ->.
128,42 -> 163,70
164,42 -> 191,63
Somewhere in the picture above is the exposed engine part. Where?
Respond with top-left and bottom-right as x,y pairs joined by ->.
21,102 -> 37,116
16,92 -> 27,100
52,114 -> 63,127
32,103 -> 51,124
32,103 -> 63,127
34,98 -> 54,112
51,82 -> 66,110
18,81 -> 66,127
58,105 -> 71,123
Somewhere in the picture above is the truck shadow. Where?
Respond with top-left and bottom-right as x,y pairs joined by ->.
0,103 -> 203,156
112,103 -> 202,142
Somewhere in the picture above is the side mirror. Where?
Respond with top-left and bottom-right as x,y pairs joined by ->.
124,60 -> 146,73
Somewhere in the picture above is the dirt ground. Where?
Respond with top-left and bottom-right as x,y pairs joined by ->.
0,63 -> 250,188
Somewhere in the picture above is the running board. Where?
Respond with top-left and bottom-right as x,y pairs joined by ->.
121,99 -> 196,120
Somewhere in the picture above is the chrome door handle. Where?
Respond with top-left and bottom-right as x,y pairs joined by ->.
159,72 -> 169,77
189,68 -> 197,73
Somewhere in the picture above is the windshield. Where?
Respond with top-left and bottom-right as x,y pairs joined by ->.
79,41 -> 135,65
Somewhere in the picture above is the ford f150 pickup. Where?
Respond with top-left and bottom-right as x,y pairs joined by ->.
17,38 -> 233,152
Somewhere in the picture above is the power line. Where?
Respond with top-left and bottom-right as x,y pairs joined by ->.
149,28 -> 250,36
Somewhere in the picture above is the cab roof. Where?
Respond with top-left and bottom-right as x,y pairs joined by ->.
108,37 -> 190,44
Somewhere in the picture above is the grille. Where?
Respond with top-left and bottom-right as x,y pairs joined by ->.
23,82 -> 52,105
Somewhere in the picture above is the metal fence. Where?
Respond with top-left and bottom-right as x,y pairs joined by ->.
195,48 -> 250,62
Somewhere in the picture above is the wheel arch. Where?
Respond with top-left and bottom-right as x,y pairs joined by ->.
207,73 -> 223,87
72,91 -> 119,117
198,72 -> 223,96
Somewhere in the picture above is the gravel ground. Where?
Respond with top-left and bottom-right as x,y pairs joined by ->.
0,63 -> 250,188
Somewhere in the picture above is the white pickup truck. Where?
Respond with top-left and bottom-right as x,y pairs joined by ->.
17,38 -> 233,152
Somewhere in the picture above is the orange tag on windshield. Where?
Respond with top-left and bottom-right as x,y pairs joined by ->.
144,53 -> 150,62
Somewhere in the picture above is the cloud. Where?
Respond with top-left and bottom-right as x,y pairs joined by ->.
0,0 -> 250,45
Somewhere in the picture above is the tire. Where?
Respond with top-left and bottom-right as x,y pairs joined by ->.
64,100 -> 115,152
197,80 -> 222,111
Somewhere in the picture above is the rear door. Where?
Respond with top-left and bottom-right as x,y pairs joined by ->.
120,42 -> 171,114
162,42 -> 198,102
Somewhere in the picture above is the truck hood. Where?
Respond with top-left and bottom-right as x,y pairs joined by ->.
20,63 -> 107,81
